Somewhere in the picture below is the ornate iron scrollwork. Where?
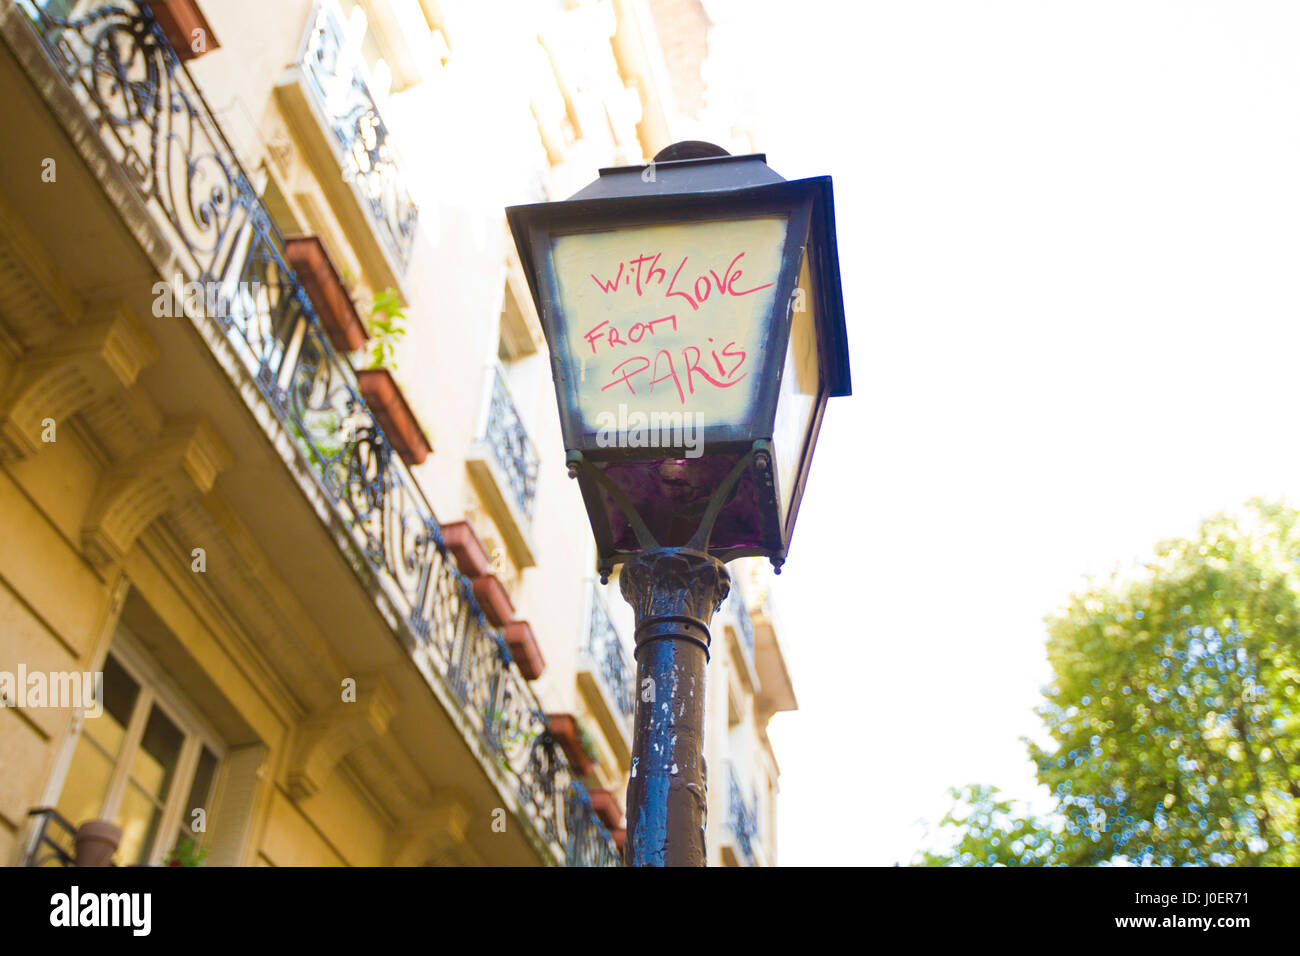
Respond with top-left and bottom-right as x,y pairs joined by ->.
486,367 -> 540,522
587,587 -> 635,725
727,763 -> 758,866
298,3 -> 418,269
18,0 -> 615,866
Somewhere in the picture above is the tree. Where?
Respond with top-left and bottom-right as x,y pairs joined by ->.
914,785 -> 1060,867
918,499 -> 1300,866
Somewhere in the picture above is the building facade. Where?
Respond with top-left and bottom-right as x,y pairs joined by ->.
0,0 -> 794,866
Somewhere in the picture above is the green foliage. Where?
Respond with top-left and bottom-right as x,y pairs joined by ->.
364,288 -> 407,372
482,708 -> 540,776
578,721 -> 600,763
484,708 -> 540,749
339,264 -> 358,295
285,410 -> 344,470
165,837 -> 208,867
919,499 -> 1300,866
915,785 -> 1061,866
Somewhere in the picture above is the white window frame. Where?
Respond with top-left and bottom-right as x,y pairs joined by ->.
59,625 -> 226,865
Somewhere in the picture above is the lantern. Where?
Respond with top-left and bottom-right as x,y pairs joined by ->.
507,142 -> 850,580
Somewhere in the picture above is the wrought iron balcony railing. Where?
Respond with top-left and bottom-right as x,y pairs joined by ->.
15,0 -> 616,867
726,763 -> 759,867
21,808 -> 76,867
485,366 -> 540,522
726,581 -> 756,662
297,1 -> 418,270
585,585 -> 635,727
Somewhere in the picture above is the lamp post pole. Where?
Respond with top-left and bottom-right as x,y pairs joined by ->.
508,142 -> 852,866
619,548 -> 731,867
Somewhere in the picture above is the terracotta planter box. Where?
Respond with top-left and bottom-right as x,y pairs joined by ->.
74,819 -> 122,868
504,620 -> 545,679
283,235 -> 367,353
356,369 -> 431,466
441,520 -> 490,578
470,574 -> 514,627
547,713 -> 595,776
145,0 -> 220,60
587,788 -> 624,830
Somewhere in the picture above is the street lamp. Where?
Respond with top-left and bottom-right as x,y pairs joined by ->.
507,141 -> 850,866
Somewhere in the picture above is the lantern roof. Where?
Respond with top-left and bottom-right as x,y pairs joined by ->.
572,152 -> 785,200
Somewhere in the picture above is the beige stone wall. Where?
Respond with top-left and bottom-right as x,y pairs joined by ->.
647,0 -> 709,119
0,0 -> 790,867
0,469 -> 120,862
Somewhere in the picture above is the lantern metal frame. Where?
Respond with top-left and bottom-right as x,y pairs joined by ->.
507,151 -> 850,578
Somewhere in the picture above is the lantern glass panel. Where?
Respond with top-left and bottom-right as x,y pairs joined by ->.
549,216 -> 789,437
772,247 -> 822,523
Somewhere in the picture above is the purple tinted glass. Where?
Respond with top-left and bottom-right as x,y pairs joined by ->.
596,455 -> 765,552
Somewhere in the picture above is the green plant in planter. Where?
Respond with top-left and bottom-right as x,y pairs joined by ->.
165,837 -> 208,867
357,288 -> 437,454
364,288 -> 407,372
339,264 -> 359,296
576,719 -> 600,765
286,410 -> 345,470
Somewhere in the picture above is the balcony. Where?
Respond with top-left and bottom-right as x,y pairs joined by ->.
751,588 -> 798,719
8,0 -> 614,866
720,763 -> 759,867
466,365 -> 540,567
21,808 -> 75,867
275,1 -> 418,288
722,581 -> 760,694
577,584 -> 635,767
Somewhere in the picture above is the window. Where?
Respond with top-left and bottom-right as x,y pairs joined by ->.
335,0 -> 394,97
493,275 -> 547,456
54,642 -> 223,866
498,272 -> 541,364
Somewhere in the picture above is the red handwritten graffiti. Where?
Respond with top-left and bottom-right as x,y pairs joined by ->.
583,315 -> 679,354
598,340 -> 748,405
590,251 -> 773,309
581,247 -> 768,404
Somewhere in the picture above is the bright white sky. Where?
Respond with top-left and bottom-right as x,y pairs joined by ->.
695,0 -> 1300,865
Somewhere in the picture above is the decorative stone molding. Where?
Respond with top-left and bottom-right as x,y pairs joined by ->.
286,675 -> 398,802
81,420 -> 231,571
266,127 -> 295,177
0,304 -> 157,461
76,381 -> 166,463
0,190 -> 83,348
386,792 -> 472,867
